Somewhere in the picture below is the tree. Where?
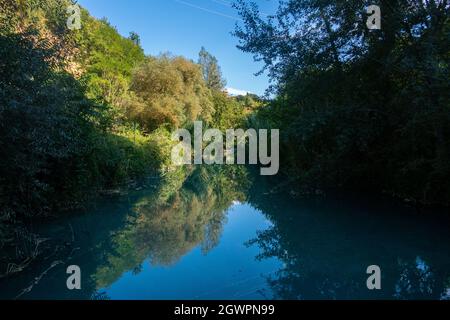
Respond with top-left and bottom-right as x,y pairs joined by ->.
129,54 -> 214,131
210,91 -> 245,130
198,47 -> 226,91
129,31 -> 141,46
233,0 -> 450,204
75,16 -> 145,106
0,32 -> 93,218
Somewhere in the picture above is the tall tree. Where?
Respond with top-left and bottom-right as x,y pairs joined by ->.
129,31 -> 141,46
198,47 -> 226,91
129,54 -> 214,131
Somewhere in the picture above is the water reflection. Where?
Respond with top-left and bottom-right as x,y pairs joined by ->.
1,166 -> 449,300
94,166 -> 250,290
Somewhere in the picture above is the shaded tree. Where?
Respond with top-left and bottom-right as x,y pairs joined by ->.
129,31 -> 141,46
233,0 -> 450,204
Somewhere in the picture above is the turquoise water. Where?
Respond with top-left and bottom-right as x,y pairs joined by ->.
1,167 -> 450,300
103,203 -> 281,300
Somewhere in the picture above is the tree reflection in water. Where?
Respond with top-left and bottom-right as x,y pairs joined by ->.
2,166 -> 450,300
93,165 -> 251,289
246,177 -> 450,300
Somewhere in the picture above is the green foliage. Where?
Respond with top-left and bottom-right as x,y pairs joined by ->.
0,0 -> 72,34
0,1 -> 171,223
234,0 -> 450,204
0,0 -> 20,34
74,11 -> 145,106
0,32 -> 90,217
128,31 -> 140,46
210,90 -> 246,130
0,0 -> 253,280
0,0 -> 244,231
85,130 -> 157,187
129,54 -> 214,131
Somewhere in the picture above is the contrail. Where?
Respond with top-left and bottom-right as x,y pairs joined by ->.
211,0 -> 232,7
174,0 -> 243,21
210,0 -> 271,17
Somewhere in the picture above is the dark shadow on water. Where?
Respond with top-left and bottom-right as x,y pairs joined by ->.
247,173 -> 450,300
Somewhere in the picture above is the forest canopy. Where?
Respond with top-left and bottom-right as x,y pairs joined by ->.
233,0 -> 450,205
128,54 -> 214,132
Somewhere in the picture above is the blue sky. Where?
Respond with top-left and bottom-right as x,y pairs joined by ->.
77,0 -> 279,96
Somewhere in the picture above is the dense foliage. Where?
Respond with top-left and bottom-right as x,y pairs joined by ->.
234,0 -> 450,204
2,0 -> 448,285
0,0 -> 253,272
128,54 -> 214,131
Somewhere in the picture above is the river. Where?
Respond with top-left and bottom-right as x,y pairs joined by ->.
1,166 -> 450,300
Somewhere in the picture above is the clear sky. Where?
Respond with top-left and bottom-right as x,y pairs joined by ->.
77,0 -> 279,96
